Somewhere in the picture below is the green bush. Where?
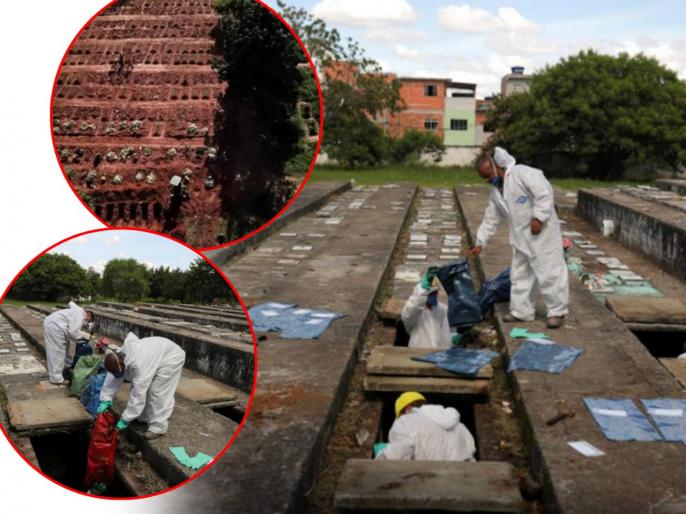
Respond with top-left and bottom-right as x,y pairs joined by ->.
389,129 -> 446,164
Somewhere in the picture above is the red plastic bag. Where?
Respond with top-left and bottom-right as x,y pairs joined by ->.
84,410 -> 120,491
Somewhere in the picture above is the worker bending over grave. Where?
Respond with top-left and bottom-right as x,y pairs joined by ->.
43,301 -> 94,385
98,332 -> 186,440
376,392 -> 476,461
468,147 -> 569,329
402,266 -> 461,349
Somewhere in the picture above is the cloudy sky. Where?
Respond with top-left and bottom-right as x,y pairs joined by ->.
48,230 -> 200,274
269,0 -> 686,98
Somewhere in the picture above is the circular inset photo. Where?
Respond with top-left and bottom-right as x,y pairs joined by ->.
0,228 -> 256,499
52,0 -> 322,249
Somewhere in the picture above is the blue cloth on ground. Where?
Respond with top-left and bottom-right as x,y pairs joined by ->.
477,267 -> 511,315
413,347 -> 498,377
81,372 -> 107,416
584,398 -> 663,442
508,339 -> 582,373
247,302 -> 345,339
436,258 -> 482,328
641,398 -> 686,444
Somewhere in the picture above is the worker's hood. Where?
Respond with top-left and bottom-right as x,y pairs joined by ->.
124,332 -> 140,345
494,147 -> 516,173
417,404 -> 460,430
68,300 -> 85,315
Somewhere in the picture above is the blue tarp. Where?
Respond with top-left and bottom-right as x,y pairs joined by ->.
247,302 -> 345,340
81,373 -> 107,416
508,339 -> 582,373
641,398 -> 686,445
584,398 -> 663,442
436,258 -> 482,328
413,347 -> 499,377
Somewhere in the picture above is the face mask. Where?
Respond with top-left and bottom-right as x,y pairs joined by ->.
88,322 -> 95,332
113,370 -> 125,379
490,175 -> 501,187
426,292 -> 438,307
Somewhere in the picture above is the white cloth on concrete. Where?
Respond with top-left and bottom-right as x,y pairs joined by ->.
475,148 -> 569,319
678,352 -> 686,360
376,404 -> 476,461
401,282 -> 452,349
43,301 -> 89,383
100,332 -> 186,434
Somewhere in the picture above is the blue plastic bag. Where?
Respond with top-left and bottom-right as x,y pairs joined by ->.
81,373 -> 107,416
477,267 -> 510,315
437,258 -> 482,328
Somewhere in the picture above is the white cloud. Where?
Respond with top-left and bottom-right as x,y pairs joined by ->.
438,4 -> 540,33
488,31 -> 558,56
395,44 -> 423,60
311,0 -> 417,27
91,260 -> 106,275
105,234 -> 121,246
365,28 -> 428,43
141,261 -> 155,270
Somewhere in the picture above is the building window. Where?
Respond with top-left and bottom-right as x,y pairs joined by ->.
424,119 -> 438,130
424,85 -> 437,97
450,119 -> 468,131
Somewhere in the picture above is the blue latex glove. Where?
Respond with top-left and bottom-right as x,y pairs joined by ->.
97,401 -> 112,414
115,419 -> 128,431
420,266 -> 440,290
373,442 -> 388,458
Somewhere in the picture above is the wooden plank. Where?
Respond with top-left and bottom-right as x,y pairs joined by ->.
660,358 -> 686,388
606,296 -> 686,324
367,346 -> 493,379
626,323 -> 686,333
364,375 -> 489,396
176,376 -> 238,404
8,397 -> 92,431
335,459 -> 523,512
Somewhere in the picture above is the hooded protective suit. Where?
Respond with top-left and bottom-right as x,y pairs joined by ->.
376,404 -> 476,461
475,147 -> 569,320
43,301 -> 90,384
100,332 -> 186,434
401,283 -> 452,349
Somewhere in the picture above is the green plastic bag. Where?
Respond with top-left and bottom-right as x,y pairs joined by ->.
70,355 -> 104,397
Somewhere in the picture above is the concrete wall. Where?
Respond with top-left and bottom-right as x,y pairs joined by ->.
577,190 -> 686,281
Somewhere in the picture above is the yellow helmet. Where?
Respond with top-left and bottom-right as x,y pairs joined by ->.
395,391 -> 426,418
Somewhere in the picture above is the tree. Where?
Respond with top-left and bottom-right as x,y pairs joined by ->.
102,258 -> 149,302
213,0 -> 308,238
85,267 -> 102,298
183,258 -> 236,304
8,253 -> 89,302
278,1 -> 404,168
485,50 -> 686,180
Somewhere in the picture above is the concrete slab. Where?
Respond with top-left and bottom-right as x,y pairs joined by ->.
335,459 -> 523,512
659,358 -> 686,388
367,346 -> 493,379
205,181 -> 353,265
364,375 -> 490,397
157,184 -> 418,513
176,376 -> 238,405
458,185 -> 686,514
606,296 -> 686,324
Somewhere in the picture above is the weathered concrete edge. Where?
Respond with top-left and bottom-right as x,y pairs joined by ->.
287,184 -> 419,514
454,187 -> 562,513
204,180 -> 354,266
99,303 -> 248,332
656,178 -> 686,195
576,189 -> 686,281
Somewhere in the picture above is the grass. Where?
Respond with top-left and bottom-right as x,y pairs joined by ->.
310,165 -> 653,191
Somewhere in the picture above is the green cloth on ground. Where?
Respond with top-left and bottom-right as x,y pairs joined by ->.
170,447 -> 214,470
510,327 -> 549,340
373,442 -> 388,457
70,355 -> 103,397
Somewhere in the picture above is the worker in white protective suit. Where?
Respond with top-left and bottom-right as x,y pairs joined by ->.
97,332 -> 186,440
42,302 -> 94,384
468,147 -> 569,329
401,266 -> 454,349
375,391 -> 476,461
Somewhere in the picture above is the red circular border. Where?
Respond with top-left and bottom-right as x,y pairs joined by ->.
49,0 -> 325,252
0,226 -> 259,501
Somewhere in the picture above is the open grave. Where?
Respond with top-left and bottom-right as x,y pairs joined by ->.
0,300 -> 253,496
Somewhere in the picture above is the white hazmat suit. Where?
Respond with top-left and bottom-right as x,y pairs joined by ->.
376,404 -> 476,461
401,283 -> 452,349
100,332 -> 186,434
43,301 -> 90,384
475,148 -> 569,320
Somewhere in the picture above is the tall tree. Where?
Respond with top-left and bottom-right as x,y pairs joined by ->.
102,258 -> 150,302
485,50 -> 686,179
183,258 -> 236,305
8,253 -> 89,302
